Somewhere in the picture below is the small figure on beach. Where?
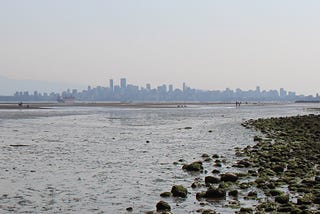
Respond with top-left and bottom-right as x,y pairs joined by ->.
18,102 -> 23,107
235,101 -> 241,107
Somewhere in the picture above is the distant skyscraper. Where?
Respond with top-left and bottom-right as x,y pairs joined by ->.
120,78 -> 127,89
280,88 -> 287,97
256,86 -> 260,93
109,79 -> 114,92
183,82 -> 186,92
146,83 -> 151,90
169,84 -> 173,93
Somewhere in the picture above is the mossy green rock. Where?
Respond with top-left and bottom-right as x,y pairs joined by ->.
205,176 -> 220,184
220,173 -> 238,182
171,185 -> 188,198
275,194 -> 289,204
160,192 -> 172,197
228,189 -> 238,197
239,207 -> 253,213
269,189 -> 283,196
182,161 -> 203,172
204,187 -> 226,198
156,200 -> 171,212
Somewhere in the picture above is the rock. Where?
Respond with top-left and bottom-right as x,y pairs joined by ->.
182,161 -> 203,172
171,185 -> 188,198
277,206 -> 293,212
212,154 -> 219,158
196,191 -> 206,200
253,136 -> 262,141
126,207 -> 133,212
191,181 -> 202,188
297,193 -> 313,205
268,189 -> 283,196
239,207 -> 253,213
228,190 -> 238,197
313,196 -> 320,204
275,194 -> 289,204
214,163 -> 222,167
156,201 -> 171,212
160,192 -> 172,197
247,191 -> 257,197
205,176 -> 220,185
220,173 -> 238,182
197,209 -> 216,214
202,153 -> 210,158
204,187 -> 226,198
239,182 -> 250,189
212,169 -> 220,174
184,127 -> 192,130
236,159 -> 252,167
272,165 -> 285,173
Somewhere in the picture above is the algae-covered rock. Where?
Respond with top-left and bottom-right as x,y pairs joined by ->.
275,194 -> 289,204
191,181 -> 202,189
156,200 -> 171,212
228,189 -> 238,197
182,161 -> 203,172
205,176 -> 220,185
202,153 -> 210,158
171,185 -> 188,198
204,187 -> 226,198
268,189 -> 283,196
297,193 -> 314,205
160,192 -> 172,197
220,173 -> 238,182
239,207 -> 253,213
254,136 -> 262,141
196,208 -> 216,214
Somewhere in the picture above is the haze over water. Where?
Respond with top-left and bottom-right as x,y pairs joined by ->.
0,103 -> 315,213
1,1 -> 320,95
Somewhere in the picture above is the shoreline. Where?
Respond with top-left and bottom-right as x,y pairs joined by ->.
0,101 -> 296,110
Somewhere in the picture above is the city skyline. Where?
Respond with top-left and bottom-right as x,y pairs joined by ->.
1,1 -> 320,95
3,77 -> 319,103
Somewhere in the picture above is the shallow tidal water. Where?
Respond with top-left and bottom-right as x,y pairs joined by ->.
0,103 -> 316,213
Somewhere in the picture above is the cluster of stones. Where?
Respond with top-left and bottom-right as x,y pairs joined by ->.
239,114 -> 320,213
139,114 -> 320,213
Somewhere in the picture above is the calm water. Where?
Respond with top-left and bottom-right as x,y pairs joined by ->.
0,104 -> 316,213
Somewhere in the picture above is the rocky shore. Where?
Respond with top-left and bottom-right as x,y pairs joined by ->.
141,114 -> 320,213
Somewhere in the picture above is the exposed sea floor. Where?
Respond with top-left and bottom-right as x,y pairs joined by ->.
0,103 -> 317,213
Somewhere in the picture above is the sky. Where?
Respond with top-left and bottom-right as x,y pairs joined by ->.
0,0 -> 320,95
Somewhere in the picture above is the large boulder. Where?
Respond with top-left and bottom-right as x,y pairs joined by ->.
182,161 -> 203,172
204,187 -> 226,198
156,201 -> 171,212
171,185 -> 188,198
205,176 -> 220,185
220,173 -> 238,182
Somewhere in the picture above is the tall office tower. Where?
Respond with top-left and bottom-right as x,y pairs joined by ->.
280,88 -> 287,97
146,83 -> 151,90
183,82 -> 186,92
120,78 -> 127,89
109,79 -> 114,92
169,84 -> 173,93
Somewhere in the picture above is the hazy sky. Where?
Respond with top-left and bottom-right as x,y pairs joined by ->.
1,0 -> 320,95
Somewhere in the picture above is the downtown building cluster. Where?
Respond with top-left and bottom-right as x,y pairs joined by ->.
5,78 -> 320,102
